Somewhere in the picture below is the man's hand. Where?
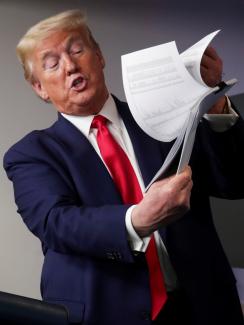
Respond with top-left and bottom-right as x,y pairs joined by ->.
201,46 -> 228,114
201,46 -> 223,87
131,166 -> 193,237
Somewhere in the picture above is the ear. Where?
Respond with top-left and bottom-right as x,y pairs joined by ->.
31,79 -> 50,102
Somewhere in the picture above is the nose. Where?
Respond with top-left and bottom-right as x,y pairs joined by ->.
62,53 -> 77,75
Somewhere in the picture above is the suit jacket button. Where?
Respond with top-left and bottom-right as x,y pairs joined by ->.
114,252 -> 122,260
106,252 -> 115,260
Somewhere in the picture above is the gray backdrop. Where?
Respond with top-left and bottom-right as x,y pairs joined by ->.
0,0 -> 243,299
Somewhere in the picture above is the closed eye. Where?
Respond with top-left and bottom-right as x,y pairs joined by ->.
43,56 -> 59,70
71,50 -> 83,55
69,42 -> 84,56
71,49 -> 83,55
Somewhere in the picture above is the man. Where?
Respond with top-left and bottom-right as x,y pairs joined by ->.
4,9 -> 244,325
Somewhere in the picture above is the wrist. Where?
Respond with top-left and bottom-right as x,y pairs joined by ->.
131,207 -> 152,238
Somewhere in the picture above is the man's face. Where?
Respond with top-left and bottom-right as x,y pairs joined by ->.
31,28 -> 109,116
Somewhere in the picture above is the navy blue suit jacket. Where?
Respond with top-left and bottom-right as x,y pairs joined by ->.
4,97 -> 244,324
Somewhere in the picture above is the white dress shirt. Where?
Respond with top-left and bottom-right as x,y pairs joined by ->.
62,94 -> 238,291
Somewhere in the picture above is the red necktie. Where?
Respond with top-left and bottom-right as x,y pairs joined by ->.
91,115 -> 167,320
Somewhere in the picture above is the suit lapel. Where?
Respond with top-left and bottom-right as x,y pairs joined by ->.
51,113 -> 123,204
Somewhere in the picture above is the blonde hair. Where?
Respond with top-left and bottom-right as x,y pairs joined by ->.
16,9 -> 98,82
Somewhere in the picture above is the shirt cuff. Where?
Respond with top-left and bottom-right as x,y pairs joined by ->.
125,205 -> 150,252
203,96 -> 239,132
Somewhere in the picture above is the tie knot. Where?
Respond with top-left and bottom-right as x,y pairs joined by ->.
91,115 -> 108,129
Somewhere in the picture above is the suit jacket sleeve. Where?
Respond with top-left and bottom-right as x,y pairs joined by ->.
3,132 -> 135,264
191,111 -> 244,199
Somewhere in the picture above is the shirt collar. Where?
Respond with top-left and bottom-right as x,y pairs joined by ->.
61,94 -> 122,138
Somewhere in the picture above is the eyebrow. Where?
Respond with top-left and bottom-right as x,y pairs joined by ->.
40,35 -> 85,65
66,36 -> 84,50
41,51 -> 56,63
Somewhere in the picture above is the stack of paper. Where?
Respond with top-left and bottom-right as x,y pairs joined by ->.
121,31 -> 237,190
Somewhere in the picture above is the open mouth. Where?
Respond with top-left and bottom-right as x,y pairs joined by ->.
71,76 -> 87,91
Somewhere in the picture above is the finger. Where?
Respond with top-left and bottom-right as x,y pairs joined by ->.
200,65 -> 208,75
170,167 -> 192,190
203,46 -> 219,61
178,179 -> 193,208
186,179 -> 193,193
180,165 -> 192,175
176,165 -> 192,179
151,166 -> 192,190
200,67 -> 221,87
185,179 -> 193,203
201,54 -> 217,70
152,170 -> 181,187
201,48 -> 222,75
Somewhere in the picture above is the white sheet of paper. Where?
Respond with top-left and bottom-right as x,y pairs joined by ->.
121,30 -> 221,142
122,41 -> 207,142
